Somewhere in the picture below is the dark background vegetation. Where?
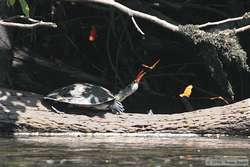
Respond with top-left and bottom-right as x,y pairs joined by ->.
1,0 -> 250,114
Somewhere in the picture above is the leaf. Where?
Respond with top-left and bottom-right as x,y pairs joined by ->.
19,0 -> 30,17
179,85 -> 193,98
7,0 -> 16,6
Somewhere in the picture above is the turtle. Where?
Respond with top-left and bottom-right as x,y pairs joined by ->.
43,59 -> 159,114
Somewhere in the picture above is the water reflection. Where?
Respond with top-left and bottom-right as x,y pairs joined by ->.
0,135 -> 249,167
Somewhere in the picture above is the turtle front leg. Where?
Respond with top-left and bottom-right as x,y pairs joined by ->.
110,101 -> 125,114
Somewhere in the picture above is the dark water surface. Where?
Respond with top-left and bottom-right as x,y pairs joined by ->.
0,134 -> 250,167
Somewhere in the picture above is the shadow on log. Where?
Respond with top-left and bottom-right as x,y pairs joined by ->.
0,87 -> 250,135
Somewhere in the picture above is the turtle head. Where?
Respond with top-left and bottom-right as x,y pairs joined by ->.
115,59 -> 159,102
114,70 -> 145,102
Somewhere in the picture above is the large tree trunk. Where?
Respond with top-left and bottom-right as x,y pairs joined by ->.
0,87 -> 249,135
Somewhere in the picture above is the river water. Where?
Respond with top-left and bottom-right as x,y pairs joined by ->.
0,134 -> 249,167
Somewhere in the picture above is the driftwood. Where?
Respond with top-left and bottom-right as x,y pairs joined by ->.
0,87 -> 250,135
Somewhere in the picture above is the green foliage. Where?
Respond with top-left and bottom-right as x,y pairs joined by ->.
6,0 -> 16,6
19,0 -> 29,17
6,0 -> 30,17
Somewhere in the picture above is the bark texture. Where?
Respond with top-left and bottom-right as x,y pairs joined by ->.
0,88 -> 250,135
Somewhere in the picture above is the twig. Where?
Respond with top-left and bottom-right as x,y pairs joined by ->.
131,16 -> 145,35
0,15 -> 57,29
198,16 -> 244,28
198,12 -> 250,29
234,25 -> 250,33
4,15 -> 41,23
62,0 -> 180,32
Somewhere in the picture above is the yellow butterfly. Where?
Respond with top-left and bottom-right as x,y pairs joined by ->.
179,85 -> 193,98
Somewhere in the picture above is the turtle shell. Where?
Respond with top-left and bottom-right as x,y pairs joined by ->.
44,83 -> 115,106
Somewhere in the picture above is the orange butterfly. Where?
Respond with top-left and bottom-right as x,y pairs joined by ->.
210,96 -> 229,104
89,26 -> 97,42
142,59 -> 160,70
179,85 -> 193,98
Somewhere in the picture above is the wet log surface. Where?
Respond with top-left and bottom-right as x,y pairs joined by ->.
0,87 -> 250,135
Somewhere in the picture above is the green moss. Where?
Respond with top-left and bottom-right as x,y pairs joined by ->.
179,25 -> 249,71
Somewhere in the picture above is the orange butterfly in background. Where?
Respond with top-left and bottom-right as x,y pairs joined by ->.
89,26 -> 97,42
179,85 -> 193,98
142,59 -> 160,70
210,96 -> 229,104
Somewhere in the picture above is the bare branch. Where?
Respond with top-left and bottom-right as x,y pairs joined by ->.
63,0 -> 179,32
63,0 -> 250,36
0,15 -> 57,29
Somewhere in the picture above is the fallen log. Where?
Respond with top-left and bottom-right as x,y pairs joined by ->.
0,87 -> 249,135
